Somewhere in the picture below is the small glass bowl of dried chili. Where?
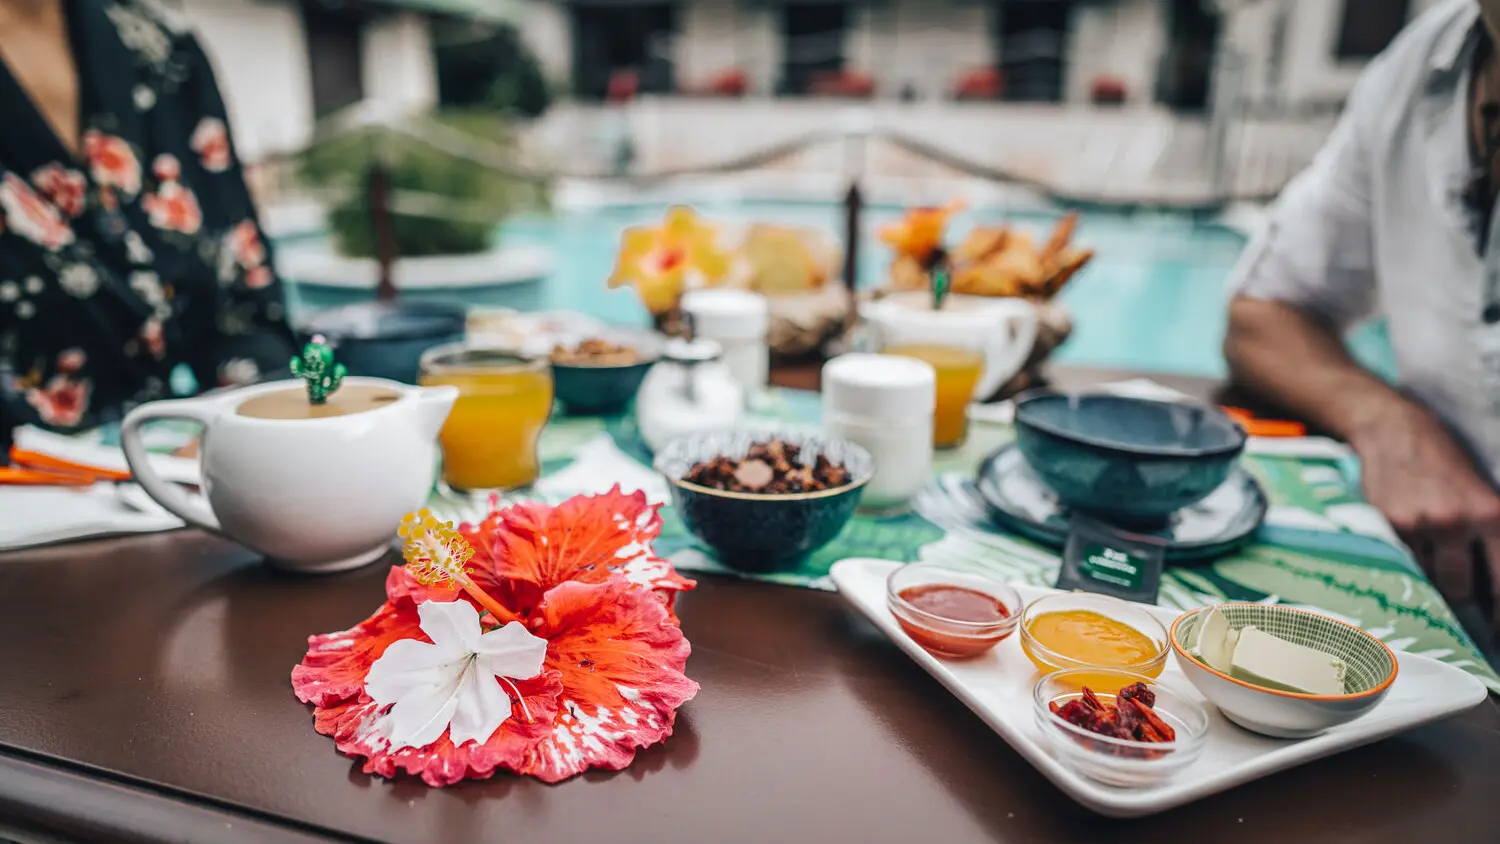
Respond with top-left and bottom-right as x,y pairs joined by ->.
887,562 -> 1022,659
1033,668 -> 1209,788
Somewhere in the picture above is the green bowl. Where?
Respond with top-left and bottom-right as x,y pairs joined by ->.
653,430 -> 872,572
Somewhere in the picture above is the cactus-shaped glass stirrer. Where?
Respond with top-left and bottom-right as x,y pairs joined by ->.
929,247 -> 951,311
289,335 -> 347,405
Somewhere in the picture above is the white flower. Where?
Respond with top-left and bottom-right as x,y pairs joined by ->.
58,263 -> 100,298
105,4 -> 171,66
0,281 -> 17,303
23,275 -> 42,295
129,269 -> 163,303
364,600 -> 547,751
124,230 -> 153,264
133,84 -> 156,112
15,301 -> 34,319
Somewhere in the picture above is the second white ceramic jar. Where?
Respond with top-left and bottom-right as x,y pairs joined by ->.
822,353 -> 936,514
681,289 -> 769,398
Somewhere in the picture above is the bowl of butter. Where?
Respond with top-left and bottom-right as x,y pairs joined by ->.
1169,604 -> 1397,738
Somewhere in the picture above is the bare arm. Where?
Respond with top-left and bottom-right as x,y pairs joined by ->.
1223,296 -> 1409,444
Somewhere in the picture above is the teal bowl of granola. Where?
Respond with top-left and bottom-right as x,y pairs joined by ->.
653,431 -> 872,572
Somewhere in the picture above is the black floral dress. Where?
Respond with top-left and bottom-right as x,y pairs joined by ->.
0,0 -> 293,435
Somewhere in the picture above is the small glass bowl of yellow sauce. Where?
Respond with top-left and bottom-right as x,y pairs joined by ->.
1019,592 -> 1168,685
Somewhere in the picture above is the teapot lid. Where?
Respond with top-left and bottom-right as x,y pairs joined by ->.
662,337 -> 723,363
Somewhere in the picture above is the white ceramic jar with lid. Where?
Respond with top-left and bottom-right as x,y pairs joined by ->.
822,353 -> 936,513
681,289 -> 769,398
636,337 -> 745,454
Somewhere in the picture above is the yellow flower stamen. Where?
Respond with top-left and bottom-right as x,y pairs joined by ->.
399,509 -> 520,625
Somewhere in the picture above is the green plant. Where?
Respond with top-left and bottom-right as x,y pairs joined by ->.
296,111 -> 549,258
435,22 -> 553,118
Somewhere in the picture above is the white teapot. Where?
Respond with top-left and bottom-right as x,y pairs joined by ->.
120,377 -> 457,573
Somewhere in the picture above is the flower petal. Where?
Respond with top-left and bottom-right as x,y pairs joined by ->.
362,639 -> 466,707
383,658 -> 466,750
473,620 -> 548,680
459,486 -> 695,615
516,577 -> 698,783
416,594 -> 483,652
312,670 -> 562,787
292,601 -> 421,708
447,666 -> 516,747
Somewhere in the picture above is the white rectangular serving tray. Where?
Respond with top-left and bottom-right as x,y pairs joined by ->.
830,557 -> 1489,818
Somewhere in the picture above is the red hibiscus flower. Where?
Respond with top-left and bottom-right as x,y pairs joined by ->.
295,600 -> 565,787
0,173 -> 74,251
31,164 -> 86,218
82,130 -> 141,197
229,220 -> 265,268
292,490 -> 700,786
451,486 -> 696,617
515,577 -> 696,781
152,154 -> 181,182
190,117 -> 231,173
25,375 -> 90,428
143,181 -> 202,235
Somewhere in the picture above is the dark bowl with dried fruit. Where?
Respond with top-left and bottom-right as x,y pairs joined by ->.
653,431 -> 874,571
548,333 -> 663,416
1033,668 -> 1209,788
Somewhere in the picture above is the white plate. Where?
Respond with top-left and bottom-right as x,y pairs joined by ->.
830,557 -> 1489,818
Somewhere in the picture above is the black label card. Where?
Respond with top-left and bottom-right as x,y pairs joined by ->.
1055,514 -> 1166,604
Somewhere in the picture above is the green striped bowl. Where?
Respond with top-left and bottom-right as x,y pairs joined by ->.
1170,604 -> 1398,738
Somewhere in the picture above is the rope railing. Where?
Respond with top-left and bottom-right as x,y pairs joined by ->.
268,102 -> 1286,223
278,106 -> 839,187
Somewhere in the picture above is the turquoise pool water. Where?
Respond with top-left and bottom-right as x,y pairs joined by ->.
287,199 -> 1396,380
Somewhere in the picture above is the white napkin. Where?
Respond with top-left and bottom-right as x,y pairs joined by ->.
0,427 -> 201,552
533,434 -> 671,506
14,426 -> 202,485
0,483 -> 182,552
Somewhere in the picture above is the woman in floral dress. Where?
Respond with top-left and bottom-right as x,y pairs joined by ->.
0,0 -> 293,435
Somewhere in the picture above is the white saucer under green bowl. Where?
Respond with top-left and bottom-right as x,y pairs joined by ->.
974,444 -> 1267,562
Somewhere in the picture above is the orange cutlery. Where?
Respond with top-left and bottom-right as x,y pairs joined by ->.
1221,406 -> 1307,438
0,445 -> 132,487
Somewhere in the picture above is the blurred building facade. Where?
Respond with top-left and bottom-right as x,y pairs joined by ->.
178,0 -> 1447,206
514,0 -> 1439,111
173,0 -> 469,162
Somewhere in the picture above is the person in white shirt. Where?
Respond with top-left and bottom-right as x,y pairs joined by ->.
1227,0 -> 1500,639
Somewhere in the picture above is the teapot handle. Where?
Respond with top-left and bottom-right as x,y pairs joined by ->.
121,399 -> 222,535
975,300 -> 1040,400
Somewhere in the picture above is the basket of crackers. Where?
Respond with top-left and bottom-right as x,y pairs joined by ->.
876,201 -> 1094,400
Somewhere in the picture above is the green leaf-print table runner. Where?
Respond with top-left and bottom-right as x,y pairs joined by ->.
429,388 -> 1497,693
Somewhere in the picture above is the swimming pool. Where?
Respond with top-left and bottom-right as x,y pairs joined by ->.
283,199 -> 1395,381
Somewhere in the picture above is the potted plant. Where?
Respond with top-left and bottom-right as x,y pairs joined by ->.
282,109 -> 552,315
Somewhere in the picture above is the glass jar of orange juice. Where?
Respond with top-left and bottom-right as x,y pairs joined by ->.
860,292 -> 1038,448
419,344 -> 554,492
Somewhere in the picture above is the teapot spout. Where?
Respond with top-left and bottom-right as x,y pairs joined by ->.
411,384 -> 459,440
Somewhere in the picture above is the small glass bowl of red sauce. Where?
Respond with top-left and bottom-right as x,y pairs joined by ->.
886,562 -> 1022,658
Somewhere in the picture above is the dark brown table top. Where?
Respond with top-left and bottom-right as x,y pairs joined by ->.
1,366 -> 1497,843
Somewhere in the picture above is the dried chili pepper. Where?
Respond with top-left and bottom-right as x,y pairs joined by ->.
1050,683 -> 1176,758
